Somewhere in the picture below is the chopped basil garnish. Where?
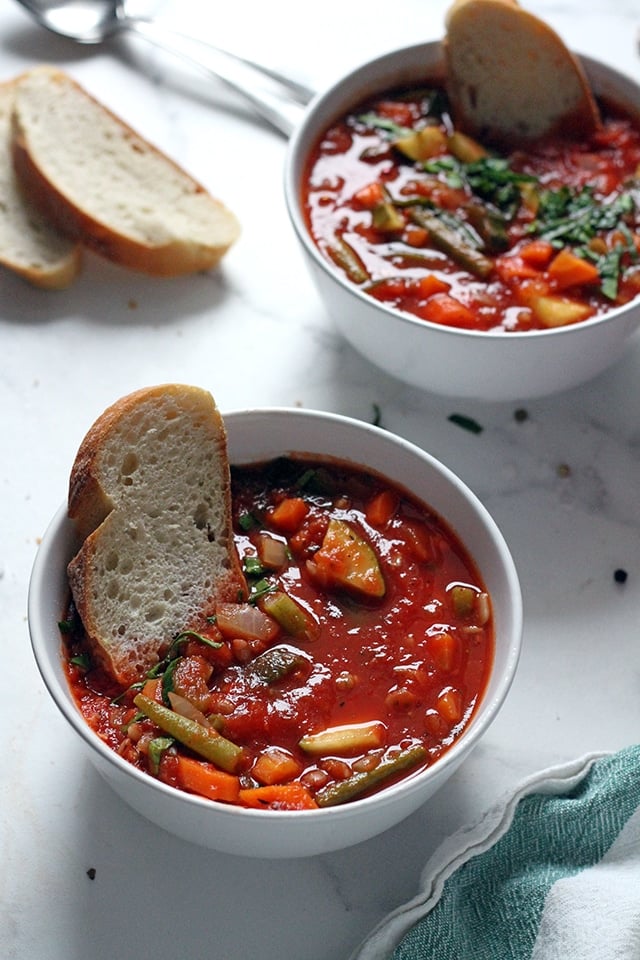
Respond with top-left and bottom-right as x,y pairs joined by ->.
448,413 -> 484,434
148,737 -> 175,775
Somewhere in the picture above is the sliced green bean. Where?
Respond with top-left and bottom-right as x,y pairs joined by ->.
133,694 -> 244,773
327,236 -> 369,284
408,208 -> 493,278
315,744 -> 427,807
466,202 -> 510,253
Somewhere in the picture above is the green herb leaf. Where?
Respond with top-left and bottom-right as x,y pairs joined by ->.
238,511 -> 258,531
357,112 -> 413,139
173,630 -> 223,650
249,578 -> 277,603
148,737 -> 175,775
424,154 -> 535,219
448,413 -> 484,434
69,653 -> 90,671
161,656 -> 182,705
244,555 -> 266,577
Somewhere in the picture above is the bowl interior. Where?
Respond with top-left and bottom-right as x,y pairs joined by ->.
29,408 -> 522,856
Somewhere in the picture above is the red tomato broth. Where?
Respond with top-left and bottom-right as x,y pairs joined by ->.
301,85 -> 640,332
62,455 -> 494,811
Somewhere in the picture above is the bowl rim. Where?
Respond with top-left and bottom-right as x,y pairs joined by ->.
28,405 -> 523,826
284,41 -> 640,344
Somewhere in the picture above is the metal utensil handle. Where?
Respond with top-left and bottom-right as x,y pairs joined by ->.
126,15 -> 312,136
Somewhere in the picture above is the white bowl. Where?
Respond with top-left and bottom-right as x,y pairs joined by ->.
29,407 -> 522,858
284,42 -> 640,401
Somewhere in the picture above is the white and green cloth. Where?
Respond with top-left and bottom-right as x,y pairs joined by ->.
351,746 -> 640,960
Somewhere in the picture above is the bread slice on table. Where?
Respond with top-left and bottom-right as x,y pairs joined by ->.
0,77 -> 81,289
67,384 -> 247,686
444,0 -> 601,148
11,66 -> 240,277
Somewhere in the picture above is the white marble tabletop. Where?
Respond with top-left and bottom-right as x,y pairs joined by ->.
2,1 -> 640,957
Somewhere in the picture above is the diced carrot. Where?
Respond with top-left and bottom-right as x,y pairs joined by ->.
403,225 -> 429,247
413,274 -> 450,299
365,489 -> 399,527
547,248 -> 600,289
176,755 -> 240,803
418,293 -> 477,328
353,182 -> 386,209
238,782 -> 318,810
251,747 -> 302,786
140,677 -> 162,702
437,687 -> 464,723
428,632 -> 460,673
517,240 -> 555,267
268,496 -> 309,533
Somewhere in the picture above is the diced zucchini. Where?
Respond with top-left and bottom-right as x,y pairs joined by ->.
299,721 -> 385,756
259,590 -> 319,642
394,125 -> 447,161
371,201 -> 405,232
447,131 -> 488,163
311,518 -> 385,598
530,295 -> 593,327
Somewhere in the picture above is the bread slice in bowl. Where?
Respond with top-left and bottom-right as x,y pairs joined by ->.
11,66 -> 240,277
67,384 -> 247,686
0,77 -> 81,289
444,0 -> 601,148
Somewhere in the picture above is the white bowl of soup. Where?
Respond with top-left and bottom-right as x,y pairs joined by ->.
284,42 -> 640,400
29,407 -> 522,858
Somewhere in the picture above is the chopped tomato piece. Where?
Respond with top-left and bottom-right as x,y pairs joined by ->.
495,256 -> 542,282
365,489 -> 399,527
376,100 -> 414,127
353,182 -> 386,209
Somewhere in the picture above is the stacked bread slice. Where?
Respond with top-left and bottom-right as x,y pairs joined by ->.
67,384 -> 247,685
1,66 -> 240,288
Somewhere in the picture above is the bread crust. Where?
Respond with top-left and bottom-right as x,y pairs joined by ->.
0,76 -> 81,289
67,384 -> 247,685
444,0 -> 601,148
11,67 -> 240,277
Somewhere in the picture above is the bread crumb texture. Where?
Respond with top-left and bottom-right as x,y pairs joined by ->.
68,385 -> 245,684
0,78 -> 80,286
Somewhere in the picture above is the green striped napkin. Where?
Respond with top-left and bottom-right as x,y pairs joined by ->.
351,746 -> 640,960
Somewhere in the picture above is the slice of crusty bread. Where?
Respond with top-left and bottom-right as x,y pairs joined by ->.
67,384 -> 247,686
444,0 -> 601,147
0,77 -> 81,289
11,66 -> 240,277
